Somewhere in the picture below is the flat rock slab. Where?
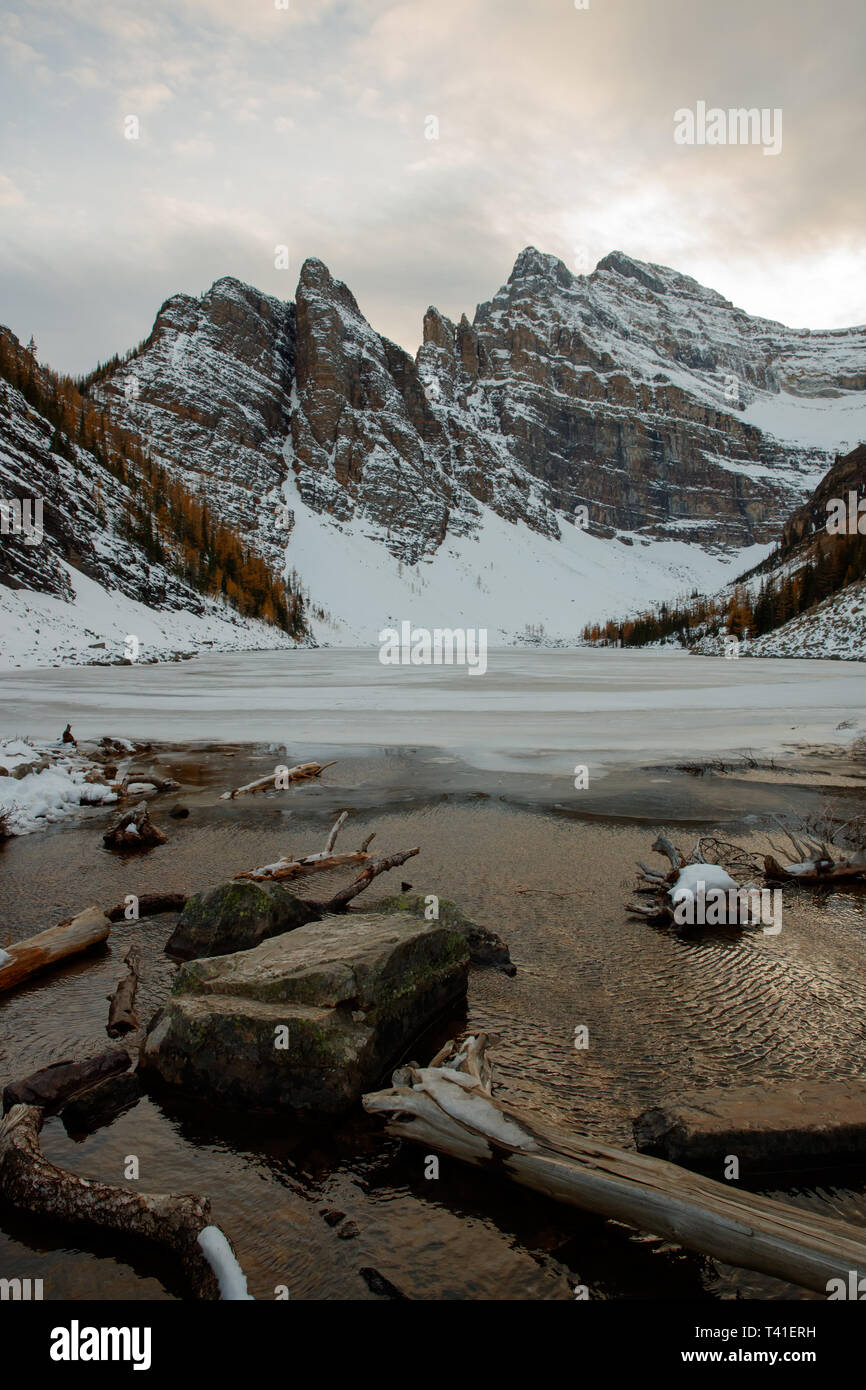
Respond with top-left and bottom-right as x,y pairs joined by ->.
634,1082 -> 866,1173
142,912 -> 469,1116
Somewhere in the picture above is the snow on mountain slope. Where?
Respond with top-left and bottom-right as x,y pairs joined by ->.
0,562 -> 298,670
691,580 -> 866,662
742,391 -> 866,452
31,247 -> 866,657
92,276 -> 295,570
284,482 -> 771,647
97,249 -> 866,567
741,581 -> 866,660
0,327 -> 305,669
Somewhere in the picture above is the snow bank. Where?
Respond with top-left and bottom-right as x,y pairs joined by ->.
0,562 -> 302,672
0,737 -> 119,835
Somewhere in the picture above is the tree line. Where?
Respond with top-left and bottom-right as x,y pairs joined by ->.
582,529 -> 865,648
0,330 -> 305,636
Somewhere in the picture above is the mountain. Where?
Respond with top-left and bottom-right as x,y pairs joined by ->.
3,248 -> 865,660
733,442 -> 866,659
0,329 -> 305,668
595,443 -> 866,659
85,248 -> 864,645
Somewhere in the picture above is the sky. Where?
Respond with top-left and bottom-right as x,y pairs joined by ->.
1,0 -> 865,375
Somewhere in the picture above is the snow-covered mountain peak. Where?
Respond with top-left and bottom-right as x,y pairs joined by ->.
58,247 -> 866,648
507,245 -> 574,289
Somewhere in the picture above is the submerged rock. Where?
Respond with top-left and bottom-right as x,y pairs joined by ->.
372,893 -> 515,974
633,1081 -> 866,1173
142,911 -> 469,1115
165,879 -> 319,959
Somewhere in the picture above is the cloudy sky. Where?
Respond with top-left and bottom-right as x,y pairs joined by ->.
2,0 -> 864,374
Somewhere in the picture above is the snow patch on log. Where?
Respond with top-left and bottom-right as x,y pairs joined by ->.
669,863 -> 738,903
197,1225 -> 254,1300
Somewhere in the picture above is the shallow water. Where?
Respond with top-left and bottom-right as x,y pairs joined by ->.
1,743 -> 865,1301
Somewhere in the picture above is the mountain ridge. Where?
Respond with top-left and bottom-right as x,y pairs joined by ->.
3,245 -> 865,659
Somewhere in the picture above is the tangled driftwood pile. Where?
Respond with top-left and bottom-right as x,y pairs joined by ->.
629,821 -> 866,930
762,818 -> 866,884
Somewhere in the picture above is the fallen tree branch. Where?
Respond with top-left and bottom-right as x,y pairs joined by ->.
513,884 -> 583,896
107,945 -> 142,1037
314,848 -> 421,913
234,812 -> 378,884
103,801 -> 167,852
0,907 -> 111,995
364,1036 -> 866,1296
0,1104 -> 235,1300
106,892 -> 188,923
220,760 -> 336,800
763,850 -> 866,884
651,832 -> 684,872
2,1049 -> 132,1115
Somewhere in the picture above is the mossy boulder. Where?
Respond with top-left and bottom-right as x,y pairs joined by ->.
371,894 -> 515,975
141,911 -> 469,1115
165,879 -> 319,959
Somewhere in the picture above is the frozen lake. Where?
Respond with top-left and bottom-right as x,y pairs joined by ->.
0,648 -> 863,774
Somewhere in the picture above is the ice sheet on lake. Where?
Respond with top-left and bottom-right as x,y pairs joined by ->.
0,649 -> 863,777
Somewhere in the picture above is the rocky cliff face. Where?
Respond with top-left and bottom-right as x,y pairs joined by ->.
0,327 -> 304,667
95,276 -> 296,568
85,248 -> 865,637
97,250 -> 864,555
0,331 -> 206,614
417,247 -> 863,547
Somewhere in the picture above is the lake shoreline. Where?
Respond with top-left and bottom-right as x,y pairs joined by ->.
1,654 -> 865,1301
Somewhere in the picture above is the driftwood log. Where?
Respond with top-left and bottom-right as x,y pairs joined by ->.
0,907 -> 111,995
107,945 -> 142,1037
106,892 -> 188,923
61,1071 -> 143,1135
2,1049 -> 132,1115
103,801 -> 167,851
235,812 -> 377,883
764,852 -> 866,883
762,818 -> 866,884
220,760 -> 336,800
315,847 -> 420,913
364,1035 -> 866,1297
123,775 -> 181,795
0,1104 -> 225,1299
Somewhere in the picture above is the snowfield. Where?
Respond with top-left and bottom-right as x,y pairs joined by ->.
0,562 -> 303,671
742,390 -> 866,453
285,486 -> 772,648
